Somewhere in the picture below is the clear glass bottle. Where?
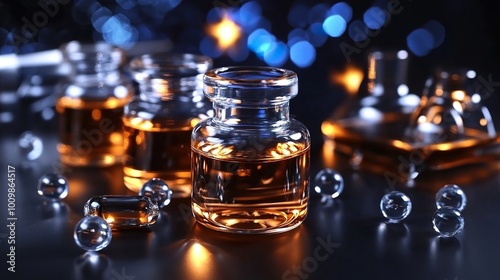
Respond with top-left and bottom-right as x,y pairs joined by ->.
406,68 -> 498,171
56,41 -> 133,166
123,53 -> 213,197
191,66 -> 311,234
321,50 -> 420,171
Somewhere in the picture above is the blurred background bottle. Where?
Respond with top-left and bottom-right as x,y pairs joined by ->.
56,41 -> 133,167
123,53 -> 213,197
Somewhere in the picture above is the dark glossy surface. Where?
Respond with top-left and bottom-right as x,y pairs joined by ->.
2,104 -> 500,280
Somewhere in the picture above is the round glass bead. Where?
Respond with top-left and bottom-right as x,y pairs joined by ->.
18,131 -> 43,160
432,207 -> 464,238
139,178 -> 173,207
380,191 -> 412,222
73,216 -> 112,251
313,168 -> 344,199
37,173 -> 69,200
435,184 -> 467,212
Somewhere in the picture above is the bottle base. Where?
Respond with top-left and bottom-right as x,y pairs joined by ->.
123,166 -> 192,198
191,202 -> 307,234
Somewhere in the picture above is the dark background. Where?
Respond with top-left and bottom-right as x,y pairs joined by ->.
1,1 -> 500,280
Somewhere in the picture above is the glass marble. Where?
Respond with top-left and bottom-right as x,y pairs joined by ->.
139,178 -> 173,207
314,168 -> 344,199
73,216 -> 112,251
18,131 -> 43,160
84,195 -> 159,229
380,191 -> 412,222
435,184 -> 467,212
432,207 -> 465,238
37,173 -> 69,200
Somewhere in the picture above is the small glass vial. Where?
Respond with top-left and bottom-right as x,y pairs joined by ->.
191,66 -> 311,234
123,54 -> 213,197
84,195 -> 159,229
56,41 -> 133,166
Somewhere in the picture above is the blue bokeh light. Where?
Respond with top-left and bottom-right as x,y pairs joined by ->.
116,0 -> 137,9
363,6 -> 387,30
239,1 -> 262,29
290,41 -> 316,68
308,3 -> 329,25
264,41 -> 288,67
328,2 -> 352,22
228,39 -> 250,62
101,14 -> 138,46
207,8 -> 223,23
248,28 -> 275,58
287,28 -> 309,47
200,36 -> 223,58
91,7 -> 112,32
308,23 -> 327,47
423,20 -> 445,48
348,20 -> 369,42
288,4 -> 308,28
323,15 -> 347,37
407,28 -> 434,56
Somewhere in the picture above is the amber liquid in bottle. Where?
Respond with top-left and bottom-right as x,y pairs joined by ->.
56,96 -> 129,166
191,144 -> 310,234
122,116 -> 193,196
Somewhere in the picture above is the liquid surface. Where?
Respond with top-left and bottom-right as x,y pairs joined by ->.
191,147 -> 310,234
123,116 -> 192,196
56,96 -> 129,166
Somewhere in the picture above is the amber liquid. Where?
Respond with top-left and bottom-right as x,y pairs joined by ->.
122,117 -> 193,197
56,96 -> 129,166
322,113 -> 500,174
191,147 -> 310,234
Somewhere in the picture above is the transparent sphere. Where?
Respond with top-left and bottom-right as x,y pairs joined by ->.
139,178 -> 173,207
380,191 -> 412,222
37,173 -> 69,200
18,131 -> 43,160
432,207 -> 465,238
73,216 -> 112,251
435,184 -> 467,212
313,168 -> 344,199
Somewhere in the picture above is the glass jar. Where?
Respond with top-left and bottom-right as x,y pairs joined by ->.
191,66 -> 311,234
123,53 -> 213,197
321,50 -> 420,171
56,41 -> 133,166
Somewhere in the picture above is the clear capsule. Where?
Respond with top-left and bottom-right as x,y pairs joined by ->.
84,195 -> 159,229
435,184 -> 467,212
432,207 -> 464,238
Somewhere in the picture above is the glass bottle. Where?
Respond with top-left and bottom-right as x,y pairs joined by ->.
56,41 -> 133,166
191,66 -> 311,234
406,68 -> 498,171
321,50 -> 420,171
123,53 -> 213,197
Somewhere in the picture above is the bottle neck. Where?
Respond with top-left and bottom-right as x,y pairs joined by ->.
365,51 -> 408,96
138,75 -> 204,101
213,101 -> 290,127
71,69 -> 121,85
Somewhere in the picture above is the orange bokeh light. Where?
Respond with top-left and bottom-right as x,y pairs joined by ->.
331,65 -> 364,95
208,15 -> 241,50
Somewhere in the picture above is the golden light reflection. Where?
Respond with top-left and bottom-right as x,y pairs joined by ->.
480,118 -> 487,126
185,242 -> 213,279
208,15 -> 241,50
109,132 -> 122,145
451,90 -> 466,101
91,109 -> 102,121
331,65 -> 364,95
